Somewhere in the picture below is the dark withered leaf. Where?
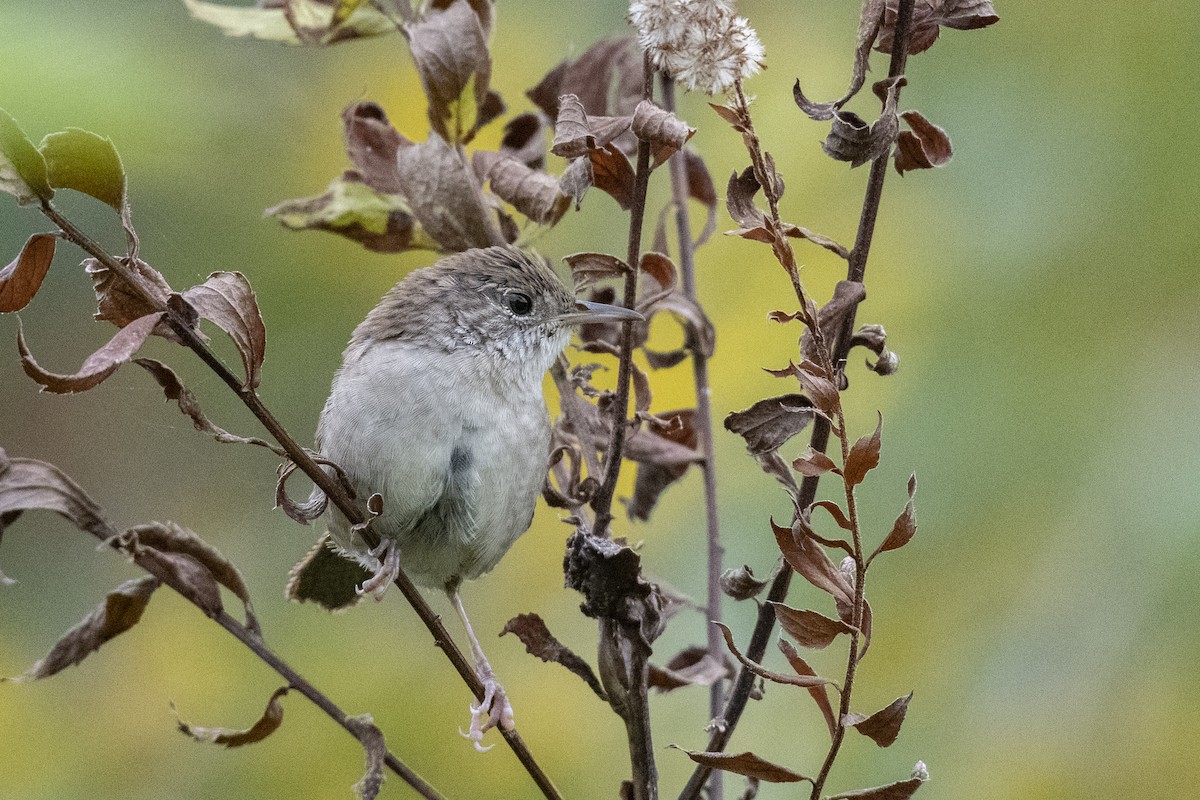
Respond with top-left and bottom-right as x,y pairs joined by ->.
649,645 -> 733,693
823,77 -> 904,168
793,447 -> 839,478
551,95 -> 594,159
801,280 -> 866,364
724,394 -> 815,456
847,692 -> 912,747
626,409 -> 697,521
708,101 -> 745,131
266,170 -> 438,253
342,101 -> 409,195
894,110 -> 953,175
183,272 -> 267,390
0,450 -> 115,546
829,776 -> 925,800
720,564 -> 770,601
639,251 -> 677,293
782,223 -> 850,260
85,255 -> 179,342
794,360 -> 841,417
499,112 -> 546,169
793,0 -> 884,121
402,0 -> 493,144
726,166 -> 763,228
623,422 -> 703,468
851,323 -> 900,375
587,144 -> 636,209
558,155 -> 593,208
771,519 -> 853,605
5,576 -> 159,681
671,745 -> 810,784
501,612 -> 607,701
286,533 -> 371,611
395,132 -> 501,250
135,547 -> 223,617
683,151 -> 718,247
345,713 -> 388,800
871,473 -> 917,560
631,100 -> 695,167
770,602 -> 852,649
527,37 -> 642,119
715,622 -> 832,690
123,520 -> 259,634
812,499 -> 853,531
563,531 -> 664,648
564,252 -> 630,289
777,638 -> 837,737
875,0 -> 998,56
176,686 -> 289,747
18,312 -> 164,394
0,233 -> 55,312
843,413 -> 883,487
473,152 -> 569,226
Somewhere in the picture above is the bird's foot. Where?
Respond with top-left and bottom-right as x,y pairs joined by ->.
355,539 -> 400,600
458,670 -> 515,752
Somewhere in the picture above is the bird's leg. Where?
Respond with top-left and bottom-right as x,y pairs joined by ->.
448,585 -> 515,752
355,538 -> 401,600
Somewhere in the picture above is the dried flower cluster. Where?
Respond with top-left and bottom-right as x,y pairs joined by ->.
628,0 -> 764,94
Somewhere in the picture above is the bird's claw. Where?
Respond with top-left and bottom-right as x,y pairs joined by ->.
355,540 -> 400,600
458,673 -> 514,752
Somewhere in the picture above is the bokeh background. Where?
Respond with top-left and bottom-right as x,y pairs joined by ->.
2,1 -> 1198,798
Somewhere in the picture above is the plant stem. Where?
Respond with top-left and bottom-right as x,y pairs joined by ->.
678,2 -> 916,796
660,74 -> 725,800
590,53 -> 656,539
39,202 -> 562,800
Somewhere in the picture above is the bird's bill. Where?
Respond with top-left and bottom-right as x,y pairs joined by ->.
556,299 -> 644,325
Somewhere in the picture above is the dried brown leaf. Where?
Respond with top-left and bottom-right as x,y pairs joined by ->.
135,547 -> 223,617
0,451 -> 115,544
473,152 -> 569,226
792,0 -> 884,120
501,612 -> 607,701
812,499 -> 853,531
639,251 -> 677,293
0,233 -> 55,312
527,37 -> 643,119
829,776 -> 925,800
823,77 -> 905,168
871,473 -> 918,560
715,622 -> 832,690
587,144 -> 636,209
182,272 -> 266,390
558,155 -> 593,208
564,251 -> 630,290
631,100 -> 695,167
843,413 -> 883,487
770,602 -> 853,649
124,520 -> 259,634
683,150 -> 718,246
649,646 -> 733,693
402,0 -> 493,144
393,131 -> 501,251
802,280 -> 866,365
499,112 -> 546,169
792,447 -> 839,477
782,223 -> 850,260
847,692 -> 912,747
894,110 -> 953,175
720,564 -> 770,602
5,576 -> 159,681
176,686 -> 288,747
771,519 -> 853,605
626,409 -> 697,521
777,637 -> 837,737
671,746 -> 811,784
876,0 -> 999,56
724,394 -> 815,456
793,360 -> 841,418
345,713 -> 387,800
85,256 -> 179,342
726,166 -> 763,228
342,101 -> 409,194
18,312 -> 164,394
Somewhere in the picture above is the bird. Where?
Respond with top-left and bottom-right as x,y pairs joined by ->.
287,245 -> 641,749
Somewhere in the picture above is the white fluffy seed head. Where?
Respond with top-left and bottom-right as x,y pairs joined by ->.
628,0 -> 764,95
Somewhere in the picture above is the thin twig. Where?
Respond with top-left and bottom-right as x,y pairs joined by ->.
678,1 -> 917,796
660,74 -> 725,800
38,202 -> 562,800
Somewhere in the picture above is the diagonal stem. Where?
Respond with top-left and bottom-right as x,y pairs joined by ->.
38,201 -> 562,800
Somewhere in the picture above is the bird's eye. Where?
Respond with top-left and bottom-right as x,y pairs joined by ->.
506,292 -> 533,316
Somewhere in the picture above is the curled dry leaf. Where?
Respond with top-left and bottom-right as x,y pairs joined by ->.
586,143 -> 637,209
792,0 -> 884,120
0,233 -> 55,312
822,77 -> 906,168
175,686 -> 289,748
134,358 -> 285,457
875,0 -> 999,56
473,152 -> 569,226
793,447 -> 840,478
499,112 -> 546,169
549,95 -> 633,159
626,409 -> 698,521
683,150 -> 718,246
843,413 -> 883,487
782,223 -> 850,260
18,311 -> 165,394
122,520 -> 259,635
286,533 -> 372,611
342,101 -> 409,195
134,546 -> 224,618
395,132 -> 501,250
500,613 -> 607,701
850,323 -> 900,376
182,272 -> 266,390
894,110 -> 953,175
770,602 -> 853,649
801,280 -> 866,365
829,776 -> 925,800
0,107 -> 54,204
4,576 -> 159,681
871,473 -> 918,561
715,622 -> 832,690
771,519 -> 853,606
846,692 -> 913,748
85,256 -> 176,338
345,713 -> 388,800
0,450 -> 115,543
777,637 -> 837,738
639,251 -> 677,294
38,127 -> 127,211
631,100 -> 695,167
265,170 -> 439,254
726,166 -> 764,228
671,746 -> 811,784
724,394 -> 815,456
564,251 -> 630,290
649,645 -> 733,693
527,37 -> 644,120
720,564 -> 770,601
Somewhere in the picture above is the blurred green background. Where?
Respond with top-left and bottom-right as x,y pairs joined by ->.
2,1 -> 1198,798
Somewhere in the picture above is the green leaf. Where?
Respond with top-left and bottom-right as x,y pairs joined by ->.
38,128 -> 126,211
265,173 -> 440,253
0,108 -> 53,205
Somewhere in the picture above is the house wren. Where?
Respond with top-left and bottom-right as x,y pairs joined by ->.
289,245 -> 639,749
